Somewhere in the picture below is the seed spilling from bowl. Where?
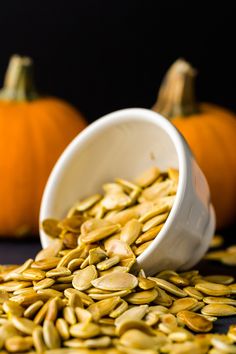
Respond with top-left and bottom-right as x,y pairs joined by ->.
0,166 -> 236,353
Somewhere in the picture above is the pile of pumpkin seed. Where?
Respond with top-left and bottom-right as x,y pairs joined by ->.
42,166 -> 178,257
0,167 -> 236,354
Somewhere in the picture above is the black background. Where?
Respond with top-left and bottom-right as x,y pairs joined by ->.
0,1 -> 235,122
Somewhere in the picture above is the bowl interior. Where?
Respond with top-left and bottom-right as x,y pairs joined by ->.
40,110 -> 180,247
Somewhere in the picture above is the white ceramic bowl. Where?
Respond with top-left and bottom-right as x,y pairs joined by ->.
39,108 -> 215,275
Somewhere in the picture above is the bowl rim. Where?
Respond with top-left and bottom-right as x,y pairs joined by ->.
40,108 -> 189,252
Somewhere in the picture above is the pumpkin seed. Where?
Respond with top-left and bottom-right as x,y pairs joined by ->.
203,296 -> 236,306
169,297 -> 199,314
101,192 -> 132,210
91,272 -> 138,291
120,219 -> 142,245
13,287 -> 35,296
177,310 -> 213,333
230,283 -> 236,294
0,291 -> 9,304
105,239 -> 136,268
24,300 -> 44,318
33,326 -> 46,353
153,286 -> 173,307
57,274 -> 74,283
34,299 -> 51,325
63,306 -> 77,325
0,323 -> 20,349
99,266 -> 129,277
211,337 -> 236,353
45,297 -> 59,321
0,281 -> 32,292
41,219 -> 61,238
88,248 -> 107,265
43,319 -> 61,349
168,168 -> 179,182
158,313 -> 178,334
139,205 -> 169,224
119,329 -> 159,350
4,259 -> 34,281
73,194 -> 102,212
168,327 -> 194,342
190,301 -> 205,312
11,316 -> 37,335
46,267 -> 71,278
105,208 -> 138,226
103,183 -> 124,194
22,268 -> 46,281
70,322 -> 101,339
135,167 -> 160,187
67,258 -> 84,272
140,180 -> 174,202
204,250 -> 228,261
115,305 -> 148,327
203,275 -> 234,285
144,311 -> 160,326
57,246 -> 84,268
2,300 -> 24,317
116,319 -> 156,337
209,235 -> 224,248
115,178 -> 140,193
64,336 -> 111,349
35,240 -> 63,262
135,224 -> 163,245
55,318 -> 70,340
142,213 -> 169,232
31,257 -> 60,271
81,219 -> 113,237
109,300 -> 128,319
89,289 -> 132,300
37,289 -> 63,300
149,277 -> 187,297
221,254 -> 236,266
72,265 -> 97,291
33,278 -> 55,291
125,289 -> 158,305
62,232 -> 78,249
74,308 -> 92,324
58,215 -> 84,233
96,256 -> 120,271
138,277 -> 156,290
134,241 -> 152,256
201,304 -> 236,316
88,297 -> 120,321
64,288 -> 94,306
5,335 -> 33,353
80,225 -> 120,244
195,282 -> 231,296
228,324 -> 236,341
183,287 -> 204,300
168,274 -> 189,287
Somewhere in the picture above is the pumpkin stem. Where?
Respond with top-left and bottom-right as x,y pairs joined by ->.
0,54 -> 39,101
152,58 -> 199,118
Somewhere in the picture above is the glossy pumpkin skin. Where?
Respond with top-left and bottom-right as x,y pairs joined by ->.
172,103 -> 236,229
0,98 -> 87,236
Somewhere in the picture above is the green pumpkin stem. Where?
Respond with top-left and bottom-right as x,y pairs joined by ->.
153,58 -> 199,118
0,55 -> 39,101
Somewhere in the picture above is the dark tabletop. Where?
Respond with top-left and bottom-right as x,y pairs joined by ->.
0,229 -> 235,334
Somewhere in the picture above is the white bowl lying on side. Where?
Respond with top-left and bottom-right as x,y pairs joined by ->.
39,108 -> 215,275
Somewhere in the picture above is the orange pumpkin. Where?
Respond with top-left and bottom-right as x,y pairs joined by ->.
153,59 -> 236,229
0,55 -> 87,237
